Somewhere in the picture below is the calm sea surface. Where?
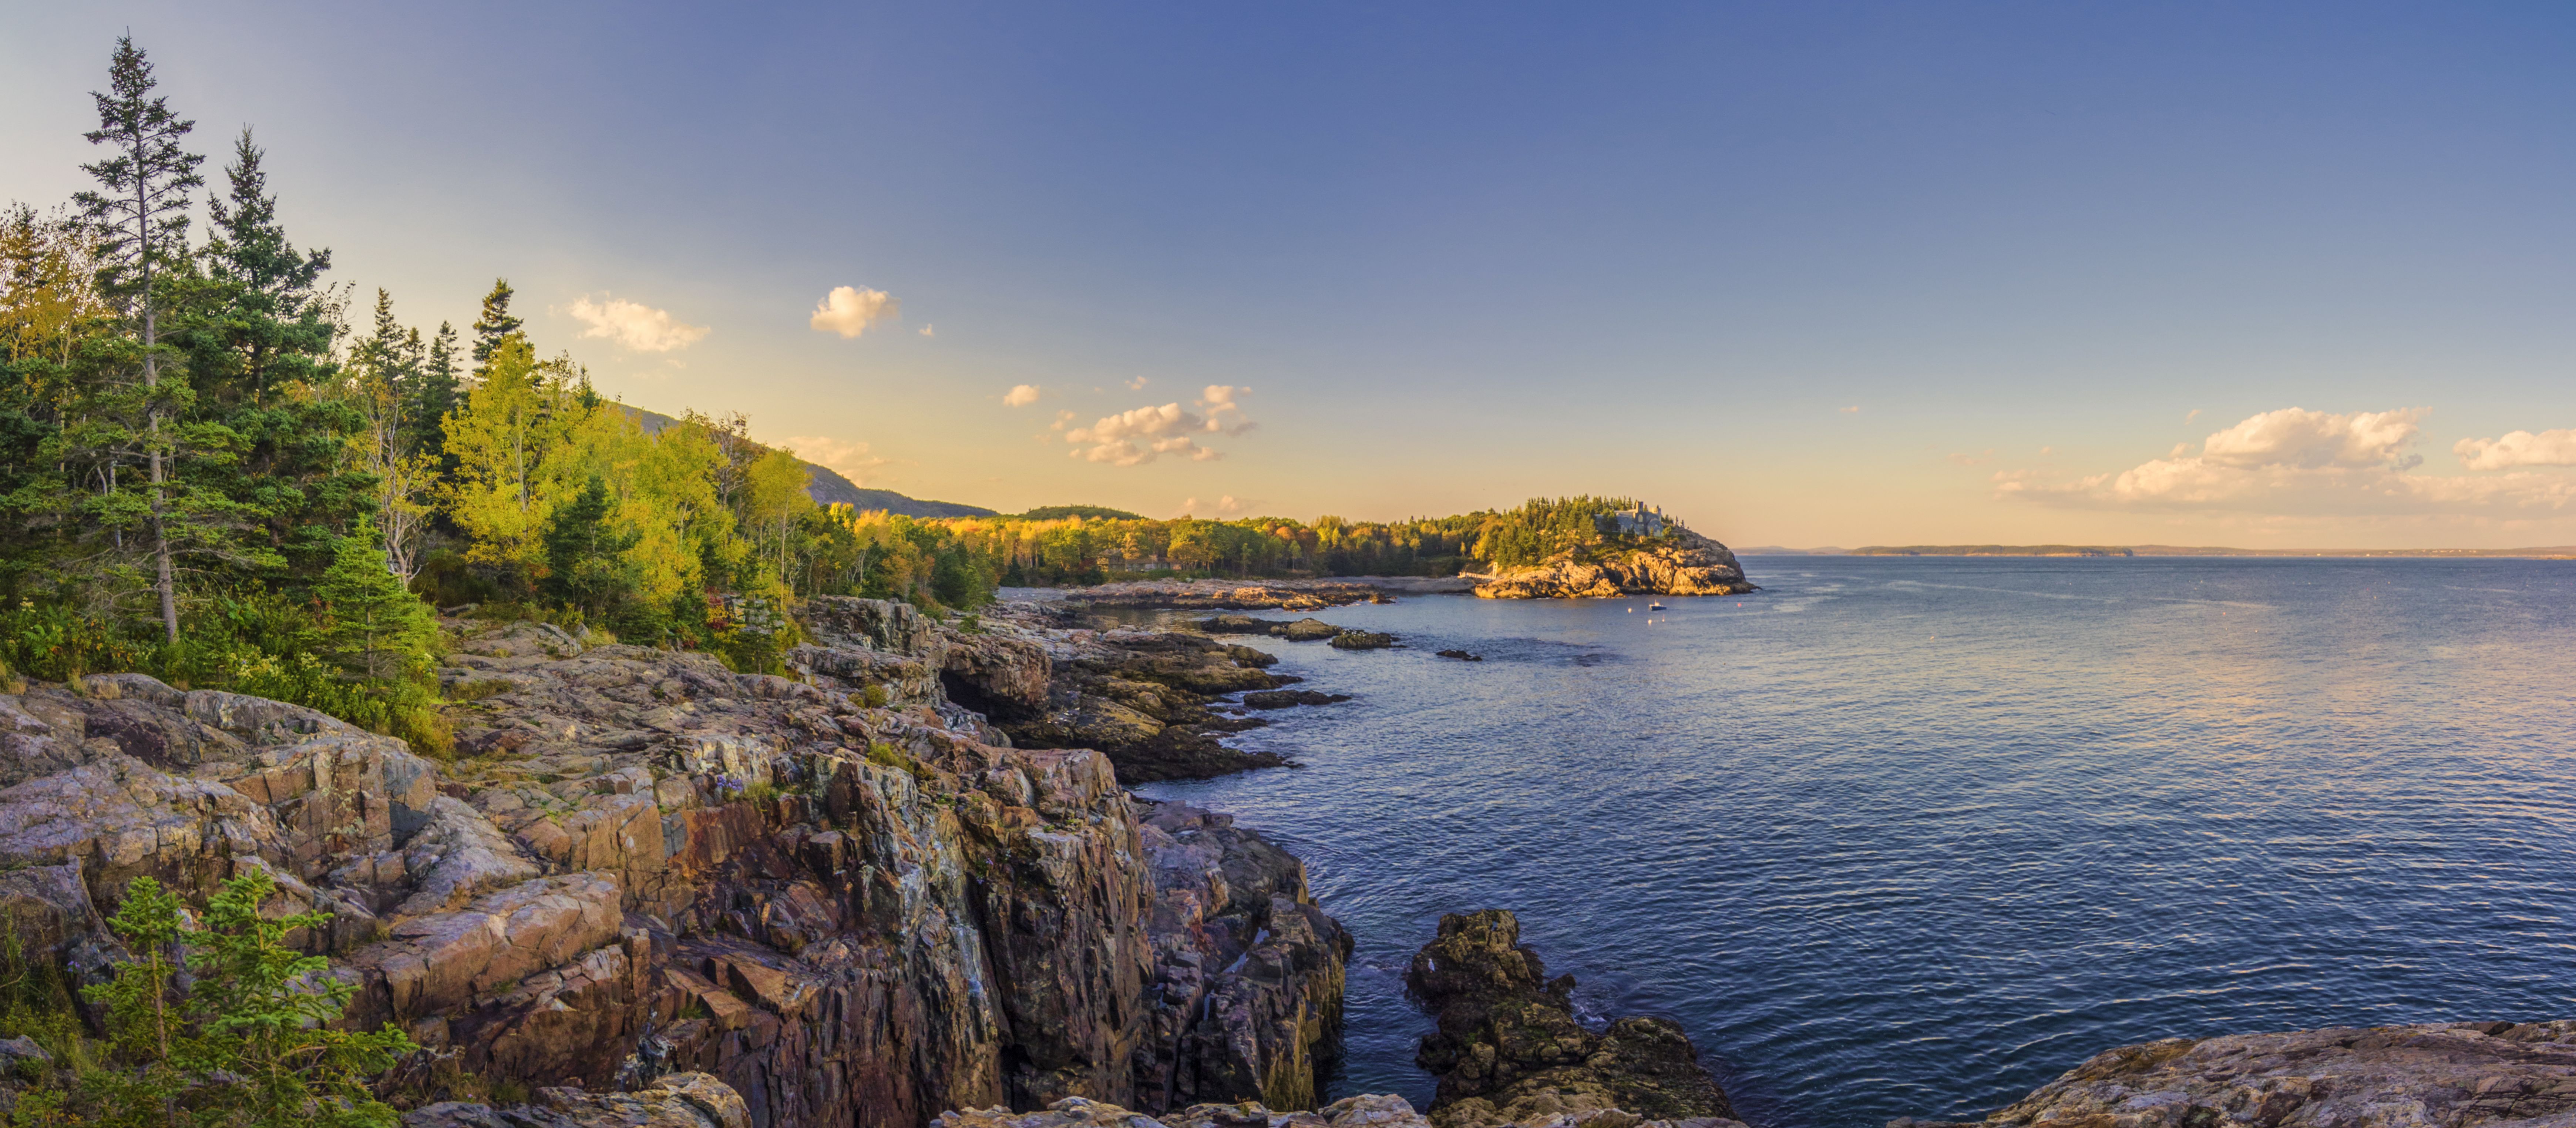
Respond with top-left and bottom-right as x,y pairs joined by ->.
1126,557 -> 2576,1127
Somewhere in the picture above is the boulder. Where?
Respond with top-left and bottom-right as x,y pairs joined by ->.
1408,911 -> 1734,1126
1274,620 -> 1341,642
1327,632 -> 1395,651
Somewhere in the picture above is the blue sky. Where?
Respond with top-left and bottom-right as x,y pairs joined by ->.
9,3 -> 2576,546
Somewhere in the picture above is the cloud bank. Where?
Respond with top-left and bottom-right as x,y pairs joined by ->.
2000,406 -> 2576,516
564,295 -> 708,352
810,286 -> 899,338
1065,385 -> 1255,466
2455,429 -> 2576,470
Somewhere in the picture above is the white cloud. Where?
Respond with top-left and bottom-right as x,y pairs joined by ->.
2186,408 -> 2203,423
810,286 -> 899,338
1063,387 -> 1257,466
1839,405 -> 1860,414
1175,495 -> 1257,517
919,323 -> 936,338
2456,428 -> 2576,470
2197,407 -> 2425,470
1999,406 -> 2576,515
562,294 -> 708,353
1126,376 -> 1150,391
1003,384 -> 1042,407
779,435 -> 889,484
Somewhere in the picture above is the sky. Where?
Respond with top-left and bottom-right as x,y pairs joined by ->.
7,3 -> 2576,548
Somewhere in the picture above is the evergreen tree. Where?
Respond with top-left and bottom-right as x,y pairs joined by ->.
316,517 -> 435,682
542,473 -> 638,621
71,34 -> 205,644
201,127 -> 334,402
410,320 -> 460,460
468,278 -> 520,373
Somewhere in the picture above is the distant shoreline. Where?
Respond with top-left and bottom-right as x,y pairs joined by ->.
1741,544 -> 2576,559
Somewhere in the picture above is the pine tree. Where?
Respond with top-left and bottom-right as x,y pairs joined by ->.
410,321 -> 460,461
469,278 -> 521,373
541,473 -> 638,621
316,517 -> 436,682
72,34 -> 205,644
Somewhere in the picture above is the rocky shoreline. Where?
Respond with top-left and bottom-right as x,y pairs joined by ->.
2,585 -> 2566,1128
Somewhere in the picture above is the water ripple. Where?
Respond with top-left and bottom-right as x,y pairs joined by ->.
1136,558 -> 2576,1128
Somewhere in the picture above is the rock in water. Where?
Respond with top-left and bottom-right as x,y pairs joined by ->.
1327,631 -> 1395,651
1435,650 -> 1483,662
1894,1020 -> 2576,1128
1408,910 -> 1737,1128
1240,690 -> 1352,710
1473,530 -> 1755,600
1274,618 -> 1342,642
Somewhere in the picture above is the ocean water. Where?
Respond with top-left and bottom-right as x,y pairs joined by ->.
1130,557 -> 2576,1128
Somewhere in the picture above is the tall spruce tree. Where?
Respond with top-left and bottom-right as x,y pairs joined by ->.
413,320 -> 460,460
72,34 -> 205,644
468,278 -> 521,373
202,128 -> 333,401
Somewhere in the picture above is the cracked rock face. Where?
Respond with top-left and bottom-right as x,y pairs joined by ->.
1471,533 -> 1753,600
0,598 -> 1349,1128
1896,1021 -> 2576,1128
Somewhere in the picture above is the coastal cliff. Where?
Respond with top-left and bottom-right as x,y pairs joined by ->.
0,597 -> 1346,1128
1472,530 -> 1754,600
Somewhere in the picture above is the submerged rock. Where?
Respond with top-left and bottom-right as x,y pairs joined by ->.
1408,910 -> 1736,1128
1897,1020 -> 2576,1128
1240,691 -> 1352,710
1435,651 -> 1483,662
1200,615 -> 1291,634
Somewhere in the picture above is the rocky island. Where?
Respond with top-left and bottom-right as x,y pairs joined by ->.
1470,507 -> 1755,601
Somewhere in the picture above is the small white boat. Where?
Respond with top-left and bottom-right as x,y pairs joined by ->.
1647,602 -> 1666,611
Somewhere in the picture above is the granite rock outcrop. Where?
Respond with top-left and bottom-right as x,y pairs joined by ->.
0,597 -> 1349,1128
1408,911 -> 1734,1128
1896,1021 -> 2576,1128
1472,533 -> 1753,600
993,620 -> 1298,783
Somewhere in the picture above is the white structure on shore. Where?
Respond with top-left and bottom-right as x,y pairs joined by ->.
1605,502 -> 1680,537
